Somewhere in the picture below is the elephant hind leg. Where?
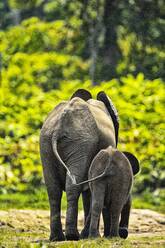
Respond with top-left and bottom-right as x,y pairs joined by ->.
102,206 -> 111,237
89,182 -> 105,238
119,195 -> 131,239
80,189 -> 91,239
82,189 -> 91,225
40,141 -> 64,241
109,211 -> 120,237
47,184 -> 64,241
109,201 -> 122,238
65,180 -> 81,241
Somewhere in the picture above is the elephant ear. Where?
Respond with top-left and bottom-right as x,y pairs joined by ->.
70,89 -> 92,101
97,91 -> 119,147
123,152 -> 140,175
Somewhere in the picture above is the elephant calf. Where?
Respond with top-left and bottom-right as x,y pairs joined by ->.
88,146 -> 133,238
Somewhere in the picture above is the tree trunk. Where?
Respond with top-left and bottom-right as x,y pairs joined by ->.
102,0 -> 121,79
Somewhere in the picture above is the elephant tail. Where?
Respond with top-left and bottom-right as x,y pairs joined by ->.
52,135 -> 106,186
74,171 -> 108,185
52,135 -> 77,184
52,130 -> 109,186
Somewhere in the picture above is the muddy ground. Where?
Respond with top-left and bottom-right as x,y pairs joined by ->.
0,209 -> 165,246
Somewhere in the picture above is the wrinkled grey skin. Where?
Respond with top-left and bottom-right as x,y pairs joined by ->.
88,146 -> 133,238
40,97 -> 116,241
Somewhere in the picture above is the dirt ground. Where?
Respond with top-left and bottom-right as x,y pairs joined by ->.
0,209 -> 165,246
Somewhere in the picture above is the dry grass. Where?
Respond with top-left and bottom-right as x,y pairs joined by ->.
0,209 -> 165,247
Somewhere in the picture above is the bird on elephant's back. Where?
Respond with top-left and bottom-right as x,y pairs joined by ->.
40,89 -> 139,241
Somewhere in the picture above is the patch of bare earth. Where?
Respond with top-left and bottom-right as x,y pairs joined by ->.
0,209 -> 165,244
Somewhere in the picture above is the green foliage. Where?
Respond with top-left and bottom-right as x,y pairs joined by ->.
0,18 -> 164,211
0,18 -> 89,92
8,0 -> 40,10
0,69 -> 164,196
0,188 -> 84,211
0,187 -> 164,214
2,52 -> 88,91
118,29 -> 165,79
91,75 -> 165,194
1,1 -> 164,80
0,17 -> 84,56
133,189 -> 165,214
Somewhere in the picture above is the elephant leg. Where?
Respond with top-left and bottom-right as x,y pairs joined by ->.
109,207 -> 121,238
61,143 -> 95,240
81,209 -> 91,239
65,180 -> 81,240
119,194 -> 131,239
82,189 -> 91,223
89,183 -> 105,238
102,206 -> 111,237
40,144 -> 64,241
81,191 -> 101,239
47,184 -> 64,241
80,189 -> 91,239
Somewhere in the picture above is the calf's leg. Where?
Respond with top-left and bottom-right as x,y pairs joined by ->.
89,182 -> 105,238
119,195 -> 131,239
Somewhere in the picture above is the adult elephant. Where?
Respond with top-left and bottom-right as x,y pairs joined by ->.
40,89 -> 139,241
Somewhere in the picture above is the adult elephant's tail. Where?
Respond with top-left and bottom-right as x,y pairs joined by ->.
52,135 -> 104,186
52,135 -> 77,184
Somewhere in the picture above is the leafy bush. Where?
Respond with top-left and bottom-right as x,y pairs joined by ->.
3,52 -> 88,91
0,18 -> 164,198
0,72 -> 164,195
0,17 -> 81,55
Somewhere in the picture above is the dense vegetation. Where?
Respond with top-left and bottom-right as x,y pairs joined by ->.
1,0 -> 165,80
0,1 -> 164,210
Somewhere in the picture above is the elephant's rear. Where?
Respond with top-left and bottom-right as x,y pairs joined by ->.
53,98 -> 100,185
107,150 -> 133,208
40,97 -> 100,188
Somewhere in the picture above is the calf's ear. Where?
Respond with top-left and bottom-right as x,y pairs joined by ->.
122,152 -> 140,175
